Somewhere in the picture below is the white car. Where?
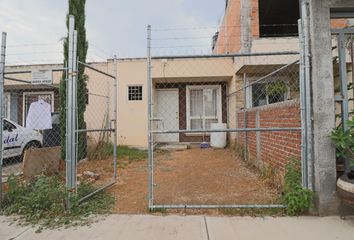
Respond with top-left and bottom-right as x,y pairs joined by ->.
2,119 -> 43,160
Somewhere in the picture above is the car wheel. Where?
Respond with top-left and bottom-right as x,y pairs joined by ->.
21,141 -> 42,161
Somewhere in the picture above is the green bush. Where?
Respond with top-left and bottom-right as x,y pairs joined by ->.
330,117 -> 354,168
1,175 -> 115,231
282,158 -> 313,216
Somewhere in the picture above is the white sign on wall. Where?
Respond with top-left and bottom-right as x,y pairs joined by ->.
31,69 -> 53,85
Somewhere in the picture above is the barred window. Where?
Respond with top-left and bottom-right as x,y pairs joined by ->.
128,85 -> 143,101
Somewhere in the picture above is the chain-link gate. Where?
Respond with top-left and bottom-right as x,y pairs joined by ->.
0,15 -> 118,207
147,25 -> 305,210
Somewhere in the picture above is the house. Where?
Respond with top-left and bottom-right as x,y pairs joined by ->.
3,57 -> 236,149
2,0 -> 354,215
209,0 -> 353,172
211,0 -> 354,214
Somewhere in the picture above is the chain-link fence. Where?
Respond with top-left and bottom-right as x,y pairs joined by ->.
74,60 -> 117,203
147,26 -> 302,209
0,16 -> 118,207
2,67 -> 63,179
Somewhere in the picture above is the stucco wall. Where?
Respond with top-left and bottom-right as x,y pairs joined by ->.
4,56 -> 236,148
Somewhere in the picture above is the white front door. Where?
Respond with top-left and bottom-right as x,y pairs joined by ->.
156,89 -> 179,143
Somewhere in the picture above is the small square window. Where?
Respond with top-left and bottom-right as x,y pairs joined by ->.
128,85 -> 143,101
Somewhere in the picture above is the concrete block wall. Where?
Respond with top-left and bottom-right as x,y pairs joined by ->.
236,100 -> 301,172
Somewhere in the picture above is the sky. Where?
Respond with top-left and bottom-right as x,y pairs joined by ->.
0,0 -> 226,65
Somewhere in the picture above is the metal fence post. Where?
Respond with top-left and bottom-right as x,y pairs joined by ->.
0,32 -> 7,204
338,32 -> 350,174
243,73 -> 248,161
298,19 -> 308,188
66,15 -> 75,190
113,56 -> 118,179
300,1 -> 313,190
147,25 -> 154,209
71,30 -> 78,189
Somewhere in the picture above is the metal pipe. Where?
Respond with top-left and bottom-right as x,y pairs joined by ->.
152,127 -> 301,134
228,59 -> 300,97
338,32 -> 350,174
88,92 -> 109,98
66,15 -> 74,190
298,19 -> 308,188
338,32 -> 349,131
4,76 -> 59,89
243,73 -> 248,161
76,128 -> 115,133
71,30 -> 78,190
113,56 -> 118,179
78,181 -> 115,204
4,68 -> 67,75
0,32 -> 7,205
78,61 -> 115,79
147,25 -> 154,209
150,204 -> 286,209
302,1 -> 313,190
152,51 -> 299,60
332,28 -> 354,34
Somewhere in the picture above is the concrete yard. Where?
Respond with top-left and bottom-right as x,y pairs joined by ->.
1,215 -> 354,240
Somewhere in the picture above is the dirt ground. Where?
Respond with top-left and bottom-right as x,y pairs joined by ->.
79,148 -> 281,215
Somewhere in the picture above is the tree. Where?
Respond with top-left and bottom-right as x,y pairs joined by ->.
60,0 -> 88,160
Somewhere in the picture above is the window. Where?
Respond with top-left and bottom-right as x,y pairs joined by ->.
258,0 -> 299,37
128,85 -> 143,101
251,83 -> 288,107
3,120 -> 16,131
186,85 -> 222,130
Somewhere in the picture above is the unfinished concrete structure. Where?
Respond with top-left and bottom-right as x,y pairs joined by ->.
303,0 -> 354,215
213,0 -> 347,54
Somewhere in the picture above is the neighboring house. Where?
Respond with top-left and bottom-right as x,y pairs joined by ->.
210,0 -> 350,171
3,58 -> 236,149
3,64 -> 62,126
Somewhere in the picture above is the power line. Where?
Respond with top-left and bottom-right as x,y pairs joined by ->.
7,42 -> 62,48
152,24 -> 299,31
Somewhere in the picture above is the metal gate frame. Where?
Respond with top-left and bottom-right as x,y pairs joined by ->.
331,28 -> 354,176
146,25 -> 308,210
65,15 -> 118,205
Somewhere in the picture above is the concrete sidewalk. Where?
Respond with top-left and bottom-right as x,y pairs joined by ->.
1,215 -> 354,240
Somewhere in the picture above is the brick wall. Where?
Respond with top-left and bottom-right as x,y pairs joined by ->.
214,0 -> 242,53
236,99 -> 301,172
213,0 -> 348,54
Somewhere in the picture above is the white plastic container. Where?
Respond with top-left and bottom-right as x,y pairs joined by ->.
210,123 -> 227,148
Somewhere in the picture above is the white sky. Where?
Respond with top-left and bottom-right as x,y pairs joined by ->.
0,0 -> 226,65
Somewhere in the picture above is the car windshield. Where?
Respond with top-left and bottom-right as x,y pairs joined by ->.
3,120 -> 16,131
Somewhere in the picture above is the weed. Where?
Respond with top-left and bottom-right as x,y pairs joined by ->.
219,207 -> 285,217
1,175 -> 115,232
260,165 -> 284,192
87,144 -> 147,169
233,143 -> 246,160
282,158 -> 313,216
149,207 -> 167,214
118,145 -> 147,162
